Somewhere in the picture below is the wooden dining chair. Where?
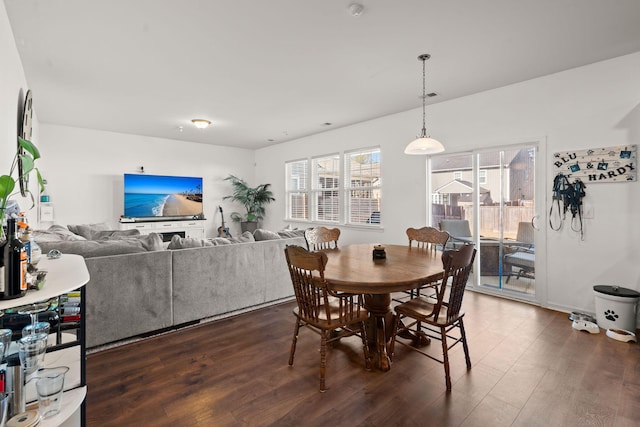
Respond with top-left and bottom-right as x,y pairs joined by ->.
284,244 -> 370,392
392,227 -> 450,303
304,226 -> 340,251
407,226 -> 449,252
390,243 -> 477,392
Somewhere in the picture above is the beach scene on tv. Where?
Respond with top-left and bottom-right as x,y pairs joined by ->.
124,174 -> 203,218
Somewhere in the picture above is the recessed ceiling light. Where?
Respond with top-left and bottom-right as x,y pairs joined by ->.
191,119 -> 211,129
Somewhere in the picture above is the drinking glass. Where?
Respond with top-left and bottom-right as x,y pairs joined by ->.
17,302 -> 50,330
35,366 -> 69,419
22,321 -> 50,338
18,333 -> 48,376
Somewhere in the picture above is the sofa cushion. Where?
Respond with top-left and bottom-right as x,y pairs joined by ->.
67,222 -> 111,239
33,225 -> 87,242
253,229 -> 282,241
209,237 -> 231,245
167,235 -> 214,249
228,231 -> 255,244
38,232 -> 164,258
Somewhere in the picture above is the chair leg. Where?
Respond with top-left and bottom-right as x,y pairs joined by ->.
320,331 -> 328,392
288,320 -> 301,366
389,313 -> 401,362
440,326 -> 452,392
459,318 -> 471,370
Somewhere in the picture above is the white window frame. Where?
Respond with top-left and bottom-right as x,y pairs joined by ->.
284,147 -> 382,227
344,147 -> 381,226
285,159 -> 309,221
311,154 -> 341,223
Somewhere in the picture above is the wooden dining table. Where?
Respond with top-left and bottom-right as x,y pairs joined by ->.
322,243 -> 445,371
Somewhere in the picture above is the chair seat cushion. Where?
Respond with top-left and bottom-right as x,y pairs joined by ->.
504,251 -> 535,269
394,296 -> 464,326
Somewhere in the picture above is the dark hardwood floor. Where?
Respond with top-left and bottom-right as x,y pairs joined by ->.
86,291 -> 640,426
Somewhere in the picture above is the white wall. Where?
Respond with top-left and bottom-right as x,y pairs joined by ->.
256,52 -> 640,319
0,3 -> 39,225
37,124 -> 256,237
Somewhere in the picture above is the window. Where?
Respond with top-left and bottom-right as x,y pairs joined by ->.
312,155 -> 340,222
479,169 -> 487,185
453,171 -> 462,180
285,147 -> 381,226
285,160 -> 308,220
345,148 -> 381,225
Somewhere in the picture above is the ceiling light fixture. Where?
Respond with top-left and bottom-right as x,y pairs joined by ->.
191,119 -> 211,129
404,54 -> 444,155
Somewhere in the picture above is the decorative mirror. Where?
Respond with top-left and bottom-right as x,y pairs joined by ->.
18,90 -> 33,196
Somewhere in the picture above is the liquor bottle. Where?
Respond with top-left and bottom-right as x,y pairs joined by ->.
1,218 -> 27,299
18,219 -> 31,265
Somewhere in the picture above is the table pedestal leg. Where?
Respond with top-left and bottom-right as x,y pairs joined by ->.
363,293 -> 394,371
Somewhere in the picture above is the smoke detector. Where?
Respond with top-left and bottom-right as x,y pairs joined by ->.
348,3 -> 364,17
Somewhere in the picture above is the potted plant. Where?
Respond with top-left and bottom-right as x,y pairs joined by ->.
0,137 -> 44,238
223,174 -> 275,233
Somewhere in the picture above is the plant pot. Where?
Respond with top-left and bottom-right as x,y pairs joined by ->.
240,221 -> 258,234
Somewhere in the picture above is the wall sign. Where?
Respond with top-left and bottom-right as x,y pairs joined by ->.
553,144 -> 636,183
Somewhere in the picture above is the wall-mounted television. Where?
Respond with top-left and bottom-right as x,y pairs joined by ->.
124,174 -> 203,219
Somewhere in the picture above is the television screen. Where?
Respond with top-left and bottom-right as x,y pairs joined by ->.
124,174 -> 203,219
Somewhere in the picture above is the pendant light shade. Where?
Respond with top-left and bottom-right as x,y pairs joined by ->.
405,54 -> 444,155
404,135 -> 445,155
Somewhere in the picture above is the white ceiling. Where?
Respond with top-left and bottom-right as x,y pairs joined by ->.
5,0 -> 640,149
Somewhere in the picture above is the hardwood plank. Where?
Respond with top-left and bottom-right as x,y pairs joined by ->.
86,291 -> 640,426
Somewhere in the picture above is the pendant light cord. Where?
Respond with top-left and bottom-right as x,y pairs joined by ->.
421,56 -> 426,135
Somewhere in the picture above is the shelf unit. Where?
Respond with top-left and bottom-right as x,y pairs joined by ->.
0,254 -> 90,427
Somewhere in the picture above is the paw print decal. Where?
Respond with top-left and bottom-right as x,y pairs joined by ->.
604,310 -> 619,322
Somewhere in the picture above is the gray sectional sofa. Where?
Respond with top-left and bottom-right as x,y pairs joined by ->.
34,225 -> 305,348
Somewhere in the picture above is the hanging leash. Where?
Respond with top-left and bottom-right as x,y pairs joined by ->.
549,173 -> 586,239
568,179 -> 586,239
549,173 -> 569,230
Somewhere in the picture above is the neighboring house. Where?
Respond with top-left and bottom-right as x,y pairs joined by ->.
431,148 -> 535,206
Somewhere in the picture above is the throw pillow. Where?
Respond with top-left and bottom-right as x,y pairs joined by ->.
67,222 -> 111,240
167,235 -> 214,249
277,229 -> 306,238
92,229 -> 141,240
33,225 -> 88,242
253,229 -> 282,241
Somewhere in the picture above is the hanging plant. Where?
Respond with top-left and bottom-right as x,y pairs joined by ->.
0,137 -> 45,237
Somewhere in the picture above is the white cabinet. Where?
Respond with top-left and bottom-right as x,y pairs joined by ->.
119,220 -> 205,240
0,254 -> 90,427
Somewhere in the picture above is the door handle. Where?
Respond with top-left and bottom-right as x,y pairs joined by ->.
531,215 -> 540,230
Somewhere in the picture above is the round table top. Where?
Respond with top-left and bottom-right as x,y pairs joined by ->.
322,244 -> 444,294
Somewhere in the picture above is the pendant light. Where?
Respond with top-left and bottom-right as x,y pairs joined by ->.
404,54 -> 444,155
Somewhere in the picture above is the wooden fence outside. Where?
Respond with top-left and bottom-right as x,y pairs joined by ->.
433,203 -> 535,239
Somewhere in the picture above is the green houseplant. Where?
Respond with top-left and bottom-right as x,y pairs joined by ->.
0,137 -> 44,237
223,174 -> 275,233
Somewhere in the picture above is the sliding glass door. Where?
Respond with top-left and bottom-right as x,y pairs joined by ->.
429,145 -> 537,298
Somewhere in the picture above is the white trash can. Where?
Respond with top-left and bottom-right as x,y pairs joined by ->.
593,285 -> 640,332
